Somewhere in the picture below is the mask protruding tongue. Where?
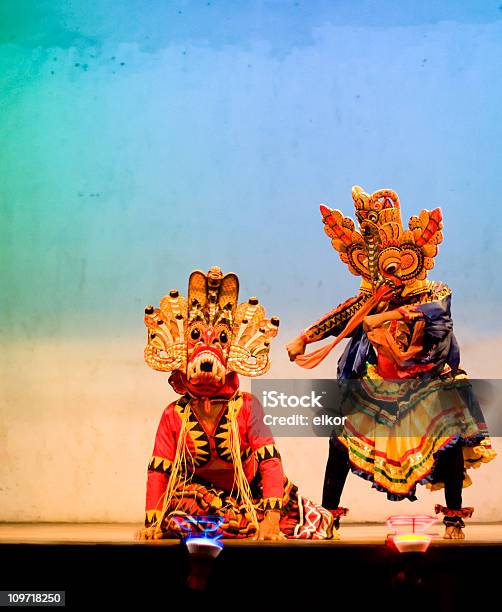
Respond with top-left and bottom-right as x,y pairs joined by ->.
295,283 -> 394,369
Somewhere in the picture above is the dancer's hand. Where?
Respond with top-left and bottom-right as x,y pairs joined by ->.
362,313 -> 387,332
286,336 -> 306,361
253,511 -> 286,541
363,308 -> 407,332
134,525 -> 165,540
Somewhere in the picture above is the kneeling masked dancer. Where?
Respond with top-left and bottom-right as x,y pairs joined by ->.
137,266 -> 335,541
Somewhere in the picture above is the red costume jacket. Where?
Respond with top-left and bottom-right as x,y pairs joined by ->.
145,389 -> 285,519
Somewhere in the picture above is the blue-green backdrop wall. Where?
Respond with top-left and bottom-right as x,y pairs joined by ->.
1,1 -> 501,522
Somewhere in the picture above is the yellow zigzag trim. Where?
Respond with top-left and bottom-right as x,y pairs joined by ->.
185,417 -> 210,464
175,401 -> 211,467
255,444 -> 280,463
145,509 -> 162,524
148,456 -> 173,473
215,420 -> 232,460
263,497 -> 283,510
215,394 -> 245,461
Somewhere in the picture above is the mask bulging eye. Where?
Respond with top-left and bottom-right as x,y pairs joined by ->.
385,263 -> 399,274
190,328 -> 201,341
219,331 -> 228,344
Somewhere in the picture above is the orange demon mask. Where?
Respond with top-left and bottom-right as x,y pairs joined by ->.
321,186 -> 443,296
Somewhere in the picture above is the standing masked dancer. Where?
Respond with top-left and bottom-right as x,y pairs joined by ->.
287,186 -> 496,539
136,266 -> 335,541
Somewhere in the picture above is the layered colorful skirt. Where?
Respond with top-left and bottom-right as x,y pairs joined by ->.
337,365 -> 496,501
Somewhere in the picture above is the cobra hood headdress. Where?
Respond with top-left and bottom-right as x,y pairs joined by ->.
144,266 -> 280,394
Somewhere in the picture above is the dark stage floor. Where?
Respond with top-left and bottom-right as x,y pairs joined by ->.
1,523 -> 501,609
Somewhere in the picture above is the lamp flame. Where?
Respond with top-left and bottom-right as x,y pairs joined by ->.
386,515 -> 437,553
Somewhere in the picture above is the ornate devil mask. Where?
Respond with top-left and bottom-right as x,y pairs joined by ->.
321,186 -> 443,295
144,266 -> 279,394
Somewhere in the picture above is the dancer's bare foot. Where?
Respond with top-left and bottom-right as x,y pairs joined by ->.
443,525 -> 465,540
435,505 -> 472,541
